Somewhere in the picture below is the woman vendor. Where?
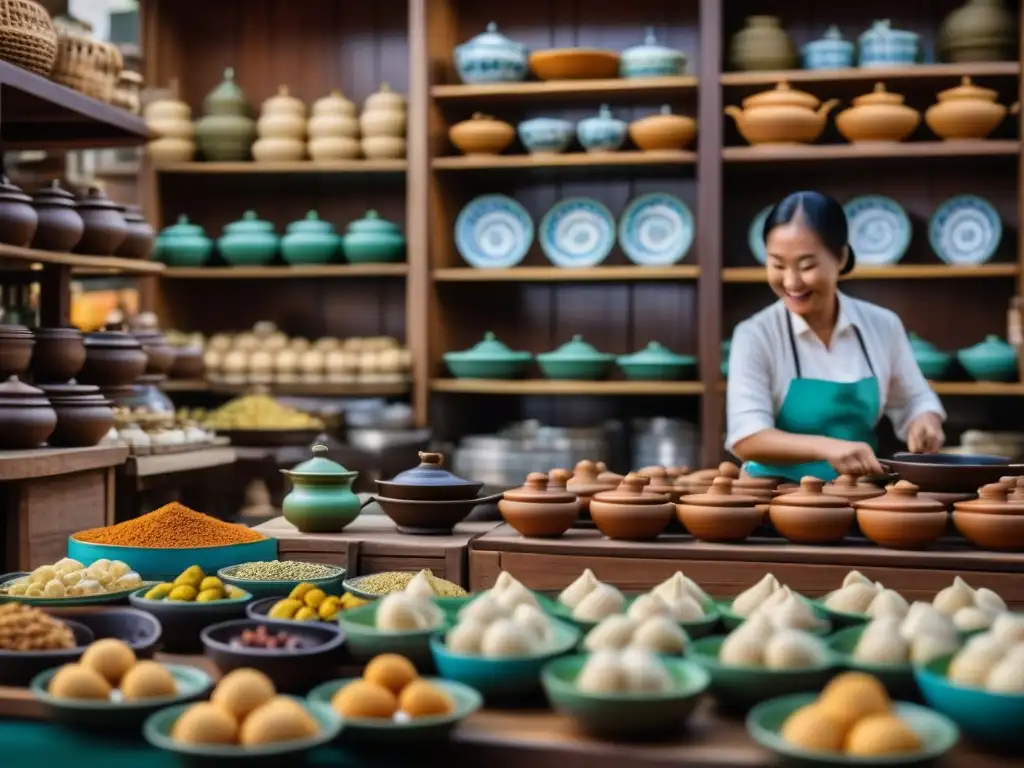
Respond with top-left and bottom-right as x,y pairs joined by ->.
725,190 -> 946,482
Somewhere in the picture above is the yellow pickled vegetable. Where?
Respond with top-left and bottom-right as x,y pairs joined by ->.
196,588 -> 224,602
225,585 -> 246,599
145,583 -> 174,600
268,599 -> 302,620
340,592 -> 368,609
199,576 -> 224,592
303,589 -> 326,609
288,583 -> 316,601
318,597 -> 339,620
168,585 -> 198,602
294,607 -> 317,621
173,566 -> 204,588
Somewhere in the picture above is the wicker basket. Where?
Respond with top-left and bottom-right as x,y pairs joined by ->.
51,28 -> 122,101
0,0 -> 57,76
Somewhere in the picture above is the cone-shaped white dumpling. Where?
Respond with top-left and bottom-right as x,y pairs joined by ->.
627,593 -> 673,622
576,651 -> 626,694
583,615 -> 637,652
974,587 -> 1007,614
621,647 -> 673,693
457,593 -> 505,624
492,571 -> 521,596
949,632 -> 1008,687
759,585 -> 793,614
573,582 -> 625,622
481,618 -> 537,658
901,602 -> 954,642
666,594 -> 705,622
732,574 -> 779,617
559,569 -> 599,609
651,573 -> 710,615
513,603 -> 551,643
933,577 -> 976,616
630,616 -> 687,655
495,580 -> 539,613
404,569 -> 437,598
853,616 -> 908,664
843,570 -> 874,588
681,574 -> 712,605
953,606 -> 995,632
720,614 -> 774,667
446,619 -> 487,654
910,631 -> 960,666
825,582 -> 879,614
984,651 -> 1024,693
764,629 -> 828,670
376,593 -> 439,631
866,589 -> 909,619
991,613 -> 1024,644
413,598 -> 444,629
767,592 -> 827,631
651,572 -> 688,604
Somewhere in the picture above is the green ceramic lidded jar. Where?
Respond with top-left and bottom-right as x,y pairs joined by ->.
195,67 -> 257,162
217,210 -> 279,266
281,444 -> 362,533
443,331 -> 533,379
536,335 -> 616,381
957,334 -> 1018,382
155,215 -> 214,267
617,341 -> 697,381
281,211 -> 340,265
341,210 -> 406,263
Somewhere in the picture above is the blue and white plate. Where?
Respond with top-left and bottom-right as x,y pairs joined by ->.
618,193 -> 693,266
929,194 -> 1002,266
843,195 -> 911,266
540,197 -> 616,268
748,205 -> 772,265
455,194 -> 534,269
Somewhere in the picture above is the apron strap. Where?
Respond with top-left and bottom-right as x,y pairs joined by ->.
784,309 -> 875,380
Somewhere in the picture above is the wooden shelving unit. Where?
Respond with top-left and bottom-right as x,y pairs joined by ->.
161,264 -> 408,279
430,75 -> 698,102
723,140 -> 1019,163
432,150 -> 697,171
433,266 -> 699,282
154,160 -> 407,175
0,243 -> 164,274
430,380 -> 704,396
161,379 -> 411,397
720,61 -> 1021,86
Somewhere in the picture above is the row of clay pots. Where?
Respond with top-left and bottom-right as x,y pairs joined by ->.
0,376 -> 115,450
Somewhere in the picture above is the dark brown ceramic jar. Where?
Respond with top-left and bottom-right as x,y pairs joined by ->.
590,473 -> 675,540
132,327 -> 176,376
38,381 -> 115,447
855,480 -> 948,549
0,324 -> 34,379
114,205 -> 156,260
566,459 -> 617,516
0,376 -> 57,449
677,476 -> 762,542
499,472 -> 579,538
0,176 -> 38,247
31,180 -> 84,252
952,483 -> 1024,551
74,186 -> 128,255
29,326 -> 85,383
168,345 -> 205,379
78,331 -> 147,387
770,476 -> 855,544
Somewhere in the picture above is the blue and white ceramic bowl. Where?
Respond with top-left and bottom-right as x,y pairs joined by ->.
453,22 -> 529,84
843,195 -> 912,265
577,105 -> 627,152
517,117 -> 575,154
858,19 -> 919,67
618,193 -> 694,266
929,194 -> 1002,266
540,198 -> 616,268
748,205 -> 772,265
620,28 -> 687,78
455,194 -> 534,269
802,26 -> 855,70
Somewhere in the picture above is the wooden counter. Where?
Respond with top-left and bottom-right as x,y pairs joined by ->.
469,525 -> 1024,606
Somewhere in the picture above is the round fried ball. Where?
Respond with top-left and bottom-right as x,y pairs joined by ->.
172,702 -> 238,745
80,638 -> 136,686
846,714 -> 923,756
331,680 -> 396,719
780,704 -> 846,752
48,663 -> 112,701
364,654 -> 418,695
120,660 -> 177,700
211,668 -> 276,723
239,696 -> 319,746
818,672 -> 890,731
398,680 -> 454,718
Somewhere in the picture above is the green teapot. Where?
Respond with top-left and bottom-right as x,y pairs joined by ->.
281,444 -> 366,533
281,210 -> 341,265
155,215 -> 213,267
217,210 -> 279,266
341,209 -> 406,263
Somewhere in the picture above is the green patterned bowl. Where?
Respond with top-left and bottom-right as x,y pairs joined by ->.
0,572 -> 157,607
826,625 -> 919,701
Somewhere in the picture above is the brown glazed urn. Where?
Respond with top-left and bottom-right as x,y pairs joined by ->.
566,460 -> 617,516
38,381 -> 115,447
29,326 -> 85,383
0,324 -> 34,380
499,472 -> 579,538
855,480 -> 949,549
74,186 -> 128,255
78,331 -> 147,387
769,476 -> 855,545
677,476 -> 762,543
952,482 -> 1024,551
31,180 -> 84,252
0,176 -> 38,247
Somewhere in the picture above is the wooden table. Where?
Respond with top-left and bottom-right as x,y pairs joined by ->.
469,525 -> 1024,606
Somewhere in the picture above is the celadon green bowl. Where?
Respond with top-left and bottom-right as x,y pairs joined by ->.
541,654 -> 710,738
827,625 -> 919,701
307,676 -> 482,745
747,693 -> 959,767
217,563 -> 346,599
336,601 -> 447,668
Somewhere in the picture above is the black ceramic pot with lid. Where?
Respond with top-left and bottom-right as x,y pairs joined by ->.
374,451 -> 484,501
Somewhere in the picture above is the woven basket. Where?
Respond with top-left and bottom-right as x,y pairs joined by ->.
0,0 -> 57,76
51,28 -> 122,101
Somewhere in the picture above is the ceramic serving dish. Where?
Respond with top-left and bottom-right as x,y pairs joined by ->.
835,83 -> 921,143
0,176 -> 36,246
540,197 -> 615,268
280,211 -> 340,265
843,195 -> 912,266
341,210 -> 405,264
0,376 -> 56,449
853,480 -> 947,549
337,601 -> 443,667
281,444 -> 363,533
929,194 -> 1002,267
529,48 -> 619,80
74,187 -> 127,255
677,477 -> 763,542
957,335 -> 1017,381
628,105 -> 696,151
154,215 -> 213,267
449,113 -> 515,155
618,193 -> 694,267
880,452 -> 1017,494
45,606 -> 162,659
925,77 -> 1011,140
31,180 -> 83,252
620,28 -> 686,78
374,493 -> 502,535
576,105 -> 626,152
802,26 -> 855,70
376,451 -> 483,501
0,324 -> 33,380
443,332 -> 532,379
219,563 -> 345,600
454,23 -> 528,84
769,476 -> 855,545
590,473 -> 674,540
617,341 -> 696,381
536,335 -> 615,380
500,472 -> 579,537
858,19 -> 919,67
566,460 -> 618,516
517,117 -> 575,154
38,382 -> 115,447
725,82 -> 838,146
953,482 -> 1024,550
218,210 -> 279,266
455,194 -> 533,269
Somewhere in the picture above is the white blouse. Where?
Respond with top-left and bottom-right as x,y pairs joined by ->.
725,293 -> 946,453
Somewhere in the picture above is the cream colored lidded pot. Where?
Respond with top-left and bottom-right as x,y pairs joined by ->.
360,82 -> 407,160
253,85 -> 308,162
144,78 -> 196,163
308,90 -> 360,161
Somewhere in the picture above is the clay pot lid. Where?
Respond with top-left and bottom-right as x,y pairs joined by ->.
955,482 -> 1024,515
505,472 -> 575,503
285,443 -> 354,477
823,474 -> 886,501
0,323 -> 32,338
32,179 -> 77,207
460,112 -> 504,125
853,480 -> 945,512
548,467 -> 571,492
664,465 -> 689,479
0,375 -> 50,407
77,186 -> 121,211
742,81 -> 820,111
30,326 -> 81,338
770,476 -> 853,509
593,473 -> 670,505
0,175 -> 31,204
594,461 -> 625,484
852,82 -> 907,107
937,76 -> 997,103
680,476 -> 760,507
637,465 -> 676,492
390,451 -> 477,487
733,474 -> 778,492
566,460 -> 617,494
39,381 -> 100,397
84,331 -> 143,349
688,461 -> 741,484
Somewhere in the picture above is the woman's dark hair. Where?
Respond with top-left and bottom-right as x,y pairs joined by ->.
761,190 -> 855,276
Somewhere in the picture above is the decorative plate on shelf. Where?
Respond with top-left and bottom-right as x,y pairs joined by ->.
928,194 -> 1002,266
539,197 -> 616,268
455,194 -> 534,269
748,205 -> 772,265
618,193 -> 694,266
843,195 -> 912,266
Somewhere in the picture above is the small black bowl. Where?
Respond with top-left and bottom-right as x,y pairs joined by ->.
44,607 -> 162,658
201,618 -> 346,693
129,589 -> 252,653
0,618 -> 94,686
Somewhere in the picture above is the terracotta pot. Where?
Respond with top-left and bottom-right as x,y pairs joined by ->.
854,480 -> 948,549
628,105 -> 697,151
952,483 -> 1024,550
30,180 -> 84,252
566,459 -> 617,515
133,328 -> 176,376
677,476 -> 762,542
835,83 -> 921,143
0,324 -> 34,380
449,113 -> 515,155
499,472 -> 579,538
74,186 -> 127,255
676,460 -> 740,494
590,473 -> 674,540
925,77 -> 1010,140
29,326 -> 84,383
594,461 -> 624,485
732,474 -> 778,502
547,467 -> 572,492
664,465 -> 690,480
0,376 -> 57,449
729,15 -> 797,72
0,176 -> 38,247
169,346 -> 205,380
637,465 -> 686,502
114,205 -> 156,260
78,331 -> 147,387
38,382 -> 114,447
725,82 -> 838,146
823,474 -> 886,503
769,476 -> 855,544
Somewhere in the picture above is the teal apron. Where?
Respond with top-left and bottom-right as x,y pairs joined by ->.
743,311 -> 880,483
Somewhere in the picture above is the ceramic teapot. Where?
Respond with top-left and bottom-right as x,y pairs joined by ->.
281,444 -> 364,533
217,211 -> 279,266
725,81 -> 838,146
144,78 -> 196,163
835,83 -> 921,143
194,67 -> 257,161
281,210 -> 340,265
253,85 -> 307,163
925,76 -> 1011,140
307,90 -> 360,161
155,215 -> 213,267
341,210 -> 405,263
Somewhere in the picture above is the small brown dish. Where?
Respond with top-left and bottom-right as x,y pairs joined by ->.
854,480 -> 948,549
375,451 -> 484,501
39,381 -> 115,447
133,327 -> 176,377
374,492 -> 503,535
590,473 -> 674,540
31,180 -> 84,252
567,460 -> 617,518
638,465 -> 686,502
0,324 -> 34,380
0,376 -> 57,449
29,326 -> 85,383
168,346 -> 205,380
822,474 -> 885,503
114,205 -> 156,260
78,331 -> 148,387
0,175 -> 38,246
676,476 -> 763,543
499,472 -> 579,538
769,476 -> 855,545
74,186 -> 127,255
952,483 -> 1024,551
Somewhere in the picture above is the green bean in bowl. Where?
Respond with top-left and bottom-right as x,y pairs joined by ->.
218,561 -> 346,599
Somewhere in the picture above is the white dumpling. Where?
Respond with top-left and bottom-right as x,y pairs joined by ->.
953,606 -> 996,632
759,585 -> 794,614
974,587 -> 1007,614
766,592 -> 827,632
843,570 -> 874,588
404,570 -> 437,598
584,615 -> 638,652
627,593 -> 673,622
446,619 -> 486,654
576,651 -> 626,694
492,571 -> 519,596
910,631 -> 960,666
933,577 -> 976,616
53,558 -> 83,574
901,602 -> 954,642
854,617 -> 910,664
666,595 -> 705,622
512,603 -> 551,643
732,574 -> 779,617
458,593 -> 506,624
621,647 -> 672,693
991,613 -> 1024,644
680,574 -> 711,605
720,616 -> 773,667
948,633 -> 1008,687
984,652 -> 1024,693
108,560 -> 131,580
734,611 -> 776,642
76,579 -> 104,595
480,618 -> 537,658
376,593 -> 437,631
652,572 -> 711,606
559,569 -> 599,609
764,629 -> 828,670
825,582 -> 879,614
573,582 -> 625,622
867,589 -> 909,619
494,581 -> 539,613
43,579 -> 66,598
630,616 -> 687,655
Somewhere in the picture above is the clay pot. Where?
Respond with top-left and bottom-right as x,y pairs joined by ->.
0,324 -> 34,379
74,186 -> 127,255
566,459 -> 617,515
732,474 -> 778,502
594,461 -> 624,485
38,382 -> 114,447
547,467 -> 572,493
769,476 -> 855,544
726,82 -> 838,146
835,83 -> 921,143
169,346 -> 205,380
29,326 -> 84,383
823,474 -> 886,503
0,376 -> 57,449
133,328 -> 176,376
114,205 -> 155,260
590,473 -> 674,540
730,15 -> 797,72
499,472 -> 579,538
78,331 -> 147,387
628,105 -> 697,151
854,480 -> 949,549
664,465 -> 689,480
677,460 -> 740,494
676,476 -> 762,542
449,113 -> 515,155
952,483 -> 1024,551
0,176 -> 38,247
925,77 -> 1010,140
637,465 -> 686,502
939,0 -> 1016,63
30,180 -> 84,252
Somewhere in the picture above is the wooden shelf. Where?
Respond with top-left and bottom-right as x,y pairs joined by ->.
434,266 -> 699,282
154,160 -> 407,175
126,447 -> 237,478
721,61 -> 1021,87
431,76 -> 698,103
723,264 -> 1019,282
723,140 -> 1019,163
161,380 -> 411,396
0,244 -> 165,274
0,445 -> 128,482
430,380 -> 703,396
160,264 -> 407,279
432,150 -> 697,171
931,382 -> 1024,396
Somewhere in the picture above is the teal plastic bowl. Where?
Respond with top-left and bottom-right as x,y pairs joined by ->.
307,676 -> 482,745
689,635 -> 837,714
535,356 -> 615,381
827,625 -> 918,700
747,693 -> 960,767
717,597 -> 831,636
915,652 -> 1024,749
623,594 -> 721,639
811,594 -> 871,630
430,620 -> 580,700
616,357 -> 697,382
443,355 -> 532,379
541,654 -> 710,738
217,563 -> 345,599
67,536 -> 278,582
336,601 -> 447,668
